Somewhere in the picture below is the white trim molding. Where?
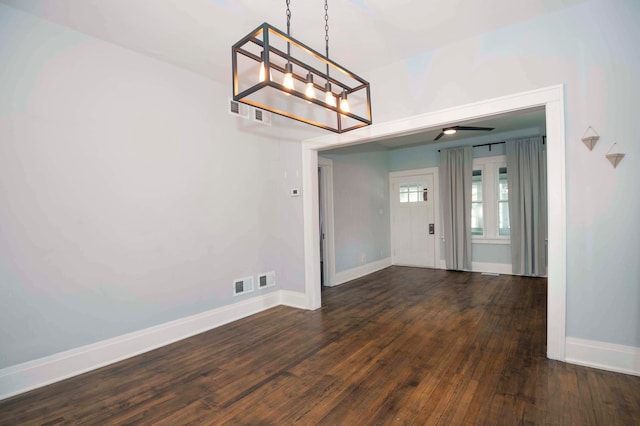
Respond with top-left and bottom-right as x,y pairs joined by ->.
333,257 -> 392,286
565,337 -> 640,377
302,84 -> 566,362
302,145 -> 322,310
279,290 -> 309,310
471,262 -> 513,275
0,290 -> 307,401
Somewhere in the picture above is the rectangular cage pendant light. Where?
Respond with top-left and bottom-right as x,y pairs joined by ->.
232,23 -> 372,133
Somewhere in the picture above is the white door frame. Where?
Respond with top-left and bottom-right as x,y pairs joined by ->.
318,156 -> 336,287
389,167 -> 440,269
302,85 -> 566,361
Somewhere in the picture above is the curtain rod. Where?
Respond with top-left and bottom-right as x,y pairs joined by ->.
438,136 -> 545,152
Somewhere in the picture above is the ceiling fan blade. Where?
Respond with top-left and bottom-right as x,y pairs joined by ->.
433,132 -> 445,141
455,126 -> 495,131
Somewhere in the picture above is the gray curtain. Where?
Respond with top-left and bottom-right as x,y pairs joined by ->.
506,136 -> 547,276
440,146 -> 473,270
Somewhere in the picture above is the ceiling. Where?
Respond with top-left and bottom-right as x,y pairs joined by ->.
1,1 -> 557,147
1,0 -> 585,85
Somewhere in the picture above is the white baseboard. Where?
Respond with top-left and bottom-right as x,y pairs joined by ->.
437,260 -> 512,275
471,262 -> 513,275
279,290 -> 308,310
0,290 -> 308,401
565,337 -> 640,377
333,257 -> 392,286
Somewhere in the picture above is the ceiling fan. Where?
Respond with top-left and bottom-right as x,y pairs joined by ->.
433,125 -> 495,141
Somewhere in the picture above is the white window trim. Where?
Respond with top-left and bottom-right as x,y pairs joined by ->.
472,155 -> 510,244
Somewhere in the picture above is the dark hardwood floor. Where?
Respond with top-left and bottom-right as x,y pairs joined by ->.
1,266 -> 639,425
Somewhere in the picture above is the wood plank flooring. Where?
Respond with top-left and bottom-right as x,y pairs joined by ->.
1,266 -> 639,425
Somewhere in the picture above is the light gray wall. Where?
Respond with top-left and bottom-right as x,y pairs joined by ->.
320,150 -> 391,273
369,0 -> 640,347
389,143 -> 440,171
0,4 -> 317,368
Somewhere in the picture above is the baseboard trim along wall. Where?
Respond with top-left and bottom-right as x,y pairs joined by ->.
333,257 -> 392,286
565,337 -> 640,377
279,290 -> 308,310
471,262 -> 513,275
438,260 -> 513,275
0,290 -> 308,401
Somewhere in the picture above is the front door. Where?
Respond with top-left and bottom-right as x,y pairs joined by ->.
390,172 -> 437,268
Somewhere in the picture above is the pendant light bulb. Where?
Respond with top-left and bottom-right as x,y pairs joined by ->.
305,73 -> 315,99
258,51 -> 269,82
325,82 -> 336,107
283,62 -> 294,90
443,128 -> 457,135
259,63 -> 266,82
339,90 -> 350,113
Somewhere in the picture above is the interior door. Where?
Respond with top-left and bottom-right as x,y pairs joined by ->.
391,173 -> 436,268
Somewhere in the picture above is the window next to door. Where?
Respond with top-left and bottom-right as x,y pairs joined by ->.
471,155 -> 510,244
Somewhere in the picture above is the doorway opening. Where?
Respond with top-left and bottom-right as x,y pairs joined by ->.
302,85 -> 566,361
318,156 -> 335,288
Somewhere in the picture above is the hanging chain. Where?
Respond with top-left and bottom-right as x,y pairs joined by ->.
324,0 -> 329,58
285,0 -> 291,57
324,0 -> 330,78
286,0 -> 291,36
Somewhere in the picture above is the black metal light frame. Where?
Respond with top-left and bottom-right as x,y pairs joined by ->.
232,22 -> 372,133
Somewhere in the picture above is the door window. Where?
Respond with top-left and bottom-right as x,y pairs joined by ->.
399,183 -> 428,203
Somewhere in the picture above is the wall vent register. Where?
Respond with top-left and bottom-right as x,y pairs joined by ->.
258,271 -> 276,289
233,276 -> 255,296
